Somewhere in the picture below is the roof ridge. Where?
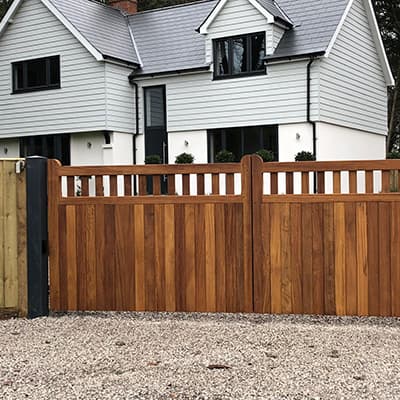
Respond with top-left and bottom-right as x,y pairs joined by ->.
128,0 -> 216,17
79,0 -> 126,15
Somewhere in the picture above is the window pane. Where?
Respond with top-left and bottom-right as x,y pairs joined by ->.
216,39 -> 230,76
13,63 -> 24,90
251,34 -> 265,71
26,59 -> 47,88
232,37 -> 247,74
243,127 -> 262,154
145,87 -> 165,127
50,57 -> 60,85
225,128 -> 242,161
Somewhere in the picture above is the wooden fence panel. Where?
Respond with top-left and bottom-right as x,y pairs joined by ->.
48,157 -> 253,313
48,156 -> 400,317
253,157 -> 400,317
0,159 -> 27,316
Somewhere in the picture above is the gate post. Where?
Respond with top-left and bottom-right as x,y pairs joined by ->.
26,156 -> 49,318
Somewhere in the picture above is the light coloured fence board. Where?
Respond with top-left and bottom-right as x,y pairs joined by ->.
0,159 -> 27,316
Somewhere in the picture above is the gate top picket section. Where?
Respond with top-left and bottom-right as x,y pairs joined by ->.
254,158 -> 400,196
47,158 -> 250,199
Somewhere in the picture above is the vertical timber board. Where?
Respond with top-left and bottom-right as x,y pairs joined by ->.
356,202 -> 368,315
0,161 -> 4,308
334,203 -> 346,315
378,202 -> 391,316
48,160 -> 61,311
391,202 -> 400,316
344,203 -> 357,315
4,161 -> 18,308
0,160 -> 26,313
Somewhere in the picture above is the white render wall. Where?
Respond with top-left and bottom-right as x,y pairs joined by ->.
316,122 -> 386,160
0,0 -> 108,139
278,123 -> 314,161
70,132 -> 133,166
319,0 -> 388,135
0,139 -> 20,158
168,130 -> 208,164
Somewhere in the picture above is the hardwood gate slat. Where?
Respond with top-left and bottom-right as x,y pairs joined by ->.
334,203 -> 346,315
134,205 -> 145,311
323,203 -> 335,315
367,202 -> 379,316
378,202 -> 391,316
302,203 -> 313,314
270,203 -> 282,314
205,204 -> 216,312
356,202 -> 368,315
344,203 -> 357,315
164,204 -> 176,312
184,205 -> 196,311
312,204 -> 324,314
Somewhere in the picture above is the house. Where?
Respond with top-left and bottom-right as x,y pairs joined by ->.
0,0 -> 394,166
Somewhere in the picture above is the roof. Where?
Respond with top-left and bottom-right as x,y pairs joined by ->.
0,0 -> 393,85
48,0 -> 140,65
129,0 -> 217,75
266,0 -> 349,61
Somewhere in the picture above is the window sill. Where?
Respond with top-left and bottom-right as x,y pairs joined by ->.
212,70 -> 266,81
11,84 -> 61,95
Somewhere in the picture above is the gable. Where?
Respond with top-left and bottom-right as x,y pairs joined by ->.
325,0 -> 393,86
199,0 -> 274,35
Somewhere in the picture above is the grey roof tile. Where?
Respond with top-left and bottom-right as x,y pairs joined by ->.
267,0 -> 350,59
48,0 -> 139,64
128,0 -> 217,75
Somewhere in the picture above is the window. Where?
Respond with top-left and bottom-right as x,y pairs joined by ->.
208,125 -> 278,162
12,56 -> 60,93
214,33 -> 265,79
20,134 -> 70,165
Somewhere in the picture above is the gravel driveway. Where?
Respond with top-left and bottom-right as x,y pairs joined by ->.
1,312 -> 400,399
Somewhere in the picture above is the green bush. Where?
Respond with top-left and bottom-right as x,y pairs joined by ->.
387,151 -> 400,159
295,151 -> 316,161
145,154 -> 162,164
215,150 -> 235,163
256,149 -> 275,162
175,152 -> 194,164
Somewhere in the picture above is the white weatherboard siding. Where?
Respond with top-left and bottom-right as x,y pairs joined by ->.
136,60 -> 319,134
319,0 -> 388,135
0,0 -> 107,138
105,63 -> 135,134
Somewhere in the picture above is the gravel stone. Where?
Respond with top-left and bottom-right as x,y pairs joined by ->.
1,312 -> 400,399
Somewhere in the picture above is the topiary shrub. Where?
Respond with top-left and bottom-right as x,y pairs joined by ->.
295,151 -> 316,161
387,151 -> 400,159
256,149 -> 275,162
175,152 -> 194,164
215,149 -> 235,163
145,154 -> 162,164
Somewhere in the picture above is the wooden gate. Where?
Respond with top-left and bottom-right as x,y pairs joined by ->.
48,156 -> 400,316
0,159 -> 27,316
252,158 -> 400,317
48,157 -> 253,313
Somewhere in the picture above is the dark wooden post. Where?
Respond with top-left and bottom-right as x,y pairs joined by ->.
26,156 -> 49,318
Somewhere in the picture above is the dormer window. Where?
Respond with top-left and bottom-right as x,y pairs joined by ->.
214,32 -> 266,79
12,56 -> 60,94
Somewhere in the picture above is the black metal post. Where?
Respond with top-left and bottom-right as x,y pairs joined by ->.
26,156 -> 49,318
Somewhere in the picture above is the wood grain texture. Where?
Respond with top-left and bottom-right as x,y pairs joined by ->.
48,157 -> 400,317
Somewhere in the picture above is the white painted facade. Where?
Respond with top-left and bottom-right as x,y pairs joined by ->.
0,0 -> 392,166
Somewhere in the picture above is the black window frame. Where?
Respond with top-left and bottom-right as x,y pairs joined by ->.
213,32 -> 266,80
12,56 -> 61,94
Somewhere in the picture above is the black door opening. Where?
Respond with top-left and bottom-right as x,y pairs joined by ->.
144,85 -> 168,193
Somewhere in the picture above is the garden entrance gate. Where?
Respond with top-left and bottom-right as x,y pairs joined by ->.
47,156 -> 400,316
